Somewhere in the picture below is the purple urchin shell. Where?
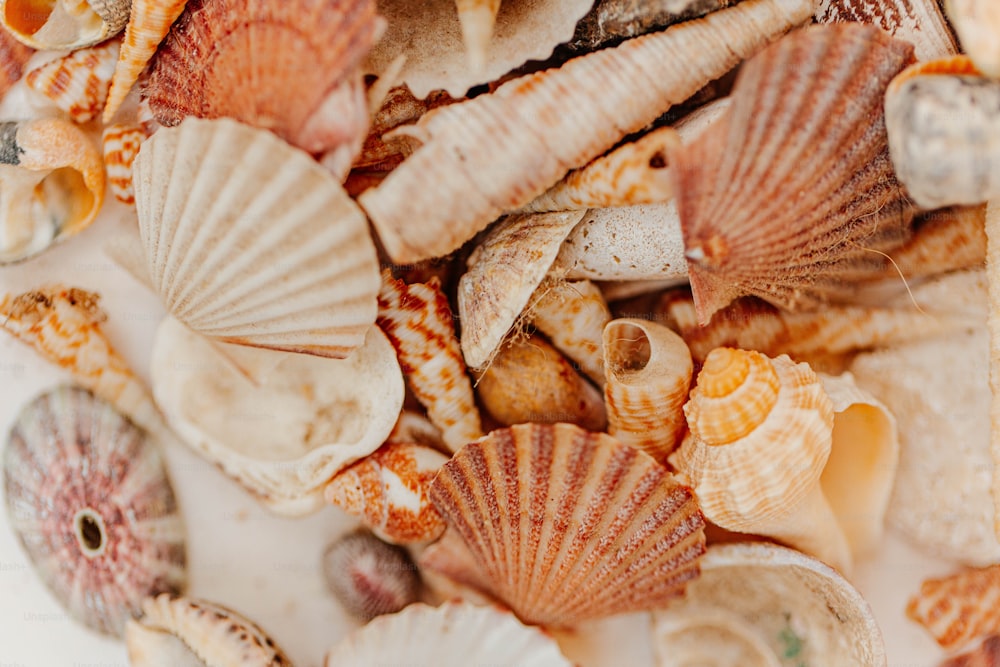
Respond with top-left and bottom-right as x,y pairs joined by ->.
322,530 -> 421,621
3,386 -> 187,636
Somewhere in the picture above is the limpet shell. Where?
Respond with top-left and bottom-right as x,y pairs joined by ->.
24,37 -> 119,122
321,530 -> 421,621
0,0 -> 130,50
3,387 -> 186,637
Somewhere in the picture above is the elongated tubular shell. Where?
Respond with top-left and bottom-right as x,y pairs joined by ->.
946,0 -> 1000,78
359,0 -> 815,263
0,0 -> 129,50
530,279 -> 611,386
603,318 -> 692,462
816,0 -> 958,61
377,272 -> 482,453
675,23 -> 916,324
428,422 -> 707,627
907,564 -> 1000,651
25,37 -> 119,122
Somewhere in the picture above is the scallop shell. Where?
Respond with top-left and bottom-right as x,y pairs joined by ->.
324,442 -> 448,544
475,334 -> 608,432
133,116 -> 380,358
669,348 -> 851,572
325,601 -> 573,666
321,530 -> 421,621
427,422 -> 707,627
0,117 -> 105,264
25,37 -> 119,122
603,318 -> 693,462
816,0 -> 958,61
102,122 -> 144,204
653,542 -> 887,666
125,594 -> 291,667
3,387 -> 186,637
907,564 -> 1000,651
0,28 -> 34,97
359,0 -> 815,263
946,0 -> 1000,78
377,272 -> 482,453
150,315 -> 404,515
529,279 -> 611,386
141,0 -> 382,155
675,23 -> 916,323
0,0 -> 129,50
885,58 -> 1000,209
943,635 -> 1000,667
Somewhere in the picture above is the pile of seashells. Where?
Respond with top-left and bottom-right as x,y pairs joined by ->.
2,0 -> 1000,664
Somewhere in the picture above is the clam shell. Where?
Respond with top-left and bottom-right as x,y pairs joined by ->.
325,601 -> 573,666
907,564 -> 1000,651
475,334 -> 608,432
0,0 -> 129,50
946,0 -> 1000,78
321,530 -> 421,621
427,422 -> 707,627
324,442 -> 448,544
377,272 -> 482,453
530,279 -> 611,386
816,0 -> 958,61
4,387 -> 186,637
0,118 -> 105,264
25,37 -> 119,122
125,594 -> 291,667
670,348 -> 851,572
150,315 -> 404,515
0,28 -> 34,98
653,542 -> 887,666
675,23 -> 916,323
359,0 -> 815,263
603,318 -> 693,462
142,0 -> 382,155
942,635 -> 1000,667
133,116 -> 380,359
102,122 -> 144,204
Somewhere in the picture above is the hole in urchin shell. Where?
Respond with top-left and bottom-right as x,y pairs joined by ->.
74,509 -> 106,557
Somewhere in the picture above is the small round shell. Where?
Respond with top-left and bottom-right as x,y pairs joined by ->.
0,0 -> 129,50
321,530 -> 421,621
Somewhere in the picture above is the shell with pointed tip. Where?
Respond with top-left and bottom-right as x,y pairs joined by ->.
141,0 -> 382,155
377,272 -> 482,453
326,601 -> 573,666
126,594 -> 291,666
603,318 -> 693,462
324,442 -> 448,544
0,0 -> 129,50
428,422 -> 707,627
102,122 -> 144,204
322,530 -> 421,621
4,387 -> 186,637
475,334 -> 608,432
151,315 -> 404,516
0,28 -> 33,97
669,348 -> 851,572
676,24 -> 916,323
0,118 -> 105,264
25,37 -> 119,122
529,279 -> 610,386
907,564 -> 1000,651
359,0 -> 815,263
946,0 -> 1000,78
816,0 -> 957,61
133,116 -> 380,358
653,543 -> 887,666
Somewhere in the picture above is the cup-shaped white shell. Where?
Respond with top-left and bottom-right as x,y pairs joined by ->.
428,422 -> 707,627
0,0 -> 130,50
530,279 -> 610,386
946,0 -> 1000,78
653,542 -> 886,666
907,564 -> 1000,651
816,0 -> 958,61
150,315 -> 404,515
24,37 -> 119,122
133,116 -> 380,359
325,601 -> 573,666
603,318 -> 693,462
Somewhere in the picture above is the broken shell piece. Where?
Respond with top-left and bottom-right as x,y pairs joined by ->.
377,272 -> 482,453
569,0 -> 742,51
603,318 -> 693,462
653,542 -> 887,666
428,423 -> 706,627
885,58 -> 1000,209
454,0 -> 499,70
151,315 -> 404,515
4,387 -> 186,637
0,28 -> 34,98
102,122 -> 144,204
942,635 -> 1000,667
126,594 -> 291,667
326,601 -> 573,666
676,23 -> 916,323
133,117 -> 380,358
946,0 -> 1000,78
670,348 -> 851,573
475,334 -> 608,432
360,0 -> 815,263
0,118 -> 105,264
25,37 -> 119,122
529,279 -> 610,386
816,0 -> 958,61
322,530 -> 421,621
457,210 -> 585,369
324,442 -> 448,544
0,0 -> 129,50
907,564 -> 1000,651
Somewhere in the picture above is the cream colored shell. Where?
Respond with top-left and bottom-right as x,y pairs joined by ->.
0,0 -> 129,50
530,279 -> 611,386
946,0 -> 1000,77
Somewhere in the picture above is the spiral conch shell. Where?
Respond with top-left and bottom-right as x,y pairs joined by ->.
0,0 -> 129,50
907,564 -> 1000,651
102,123 -> 144,204
24,37 -> 119,122
530,279 -> 611,386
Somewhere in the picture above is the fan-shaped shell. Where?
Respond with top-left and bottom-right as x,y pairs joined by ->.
428,422 -> 707,627
908,564 -> 1000,651
25,37 -> 119,122
133,116 -> 380,358
816,0 -> 958,61
4,387 -> 186,637
325,601 -> 573,666
675,23 -> 916,323
0,0 -> 129,49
